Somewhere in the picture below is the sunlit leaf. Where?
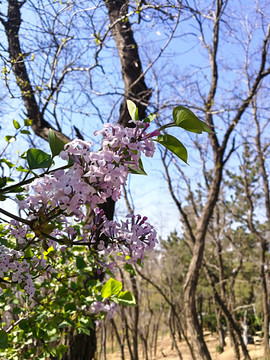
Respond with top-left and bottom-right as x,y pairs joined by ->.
127,100 -> 140,121
173,106 -> 214,134
4,135 -> 16,143
24,119 -> 32,126
101,278 -> 122,298
0,159 -> 15,168
143,113 -> 156,123
13,119 -> 21,130
117,291 -> 136,306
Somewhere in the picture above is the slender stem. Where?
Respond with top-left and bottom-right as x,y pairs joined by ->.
20,236 -> 38,252
157,122 -> 175,131
0,163 -> 71,194
0,208 -> 32,225
40,232 -> 66,245
6,316 -> 27,333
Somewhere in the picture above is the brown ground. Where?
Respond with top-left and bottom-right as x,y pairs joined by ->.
106,332 -> 265,360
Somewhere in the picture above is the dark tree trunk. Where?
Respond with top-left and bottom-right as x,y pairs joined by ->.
62,328 -> 97,360
105,0 -> 152,127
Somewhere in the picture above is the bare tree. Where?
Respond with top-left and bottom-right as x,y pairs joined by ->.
156,1 -> 270,358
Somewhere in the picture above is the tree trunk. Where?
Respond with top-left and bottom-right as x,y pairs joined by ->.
204,265 -> 251,360
168,308 -> 183,360
131,274 -> 139,360
215,306 -> 226,352
62,328 -> 97,360
102,322 -> 107,360
184,162 -> 224,360
260,241 -> 270,359
105,0 -> 152,127
111,318 -> 125,360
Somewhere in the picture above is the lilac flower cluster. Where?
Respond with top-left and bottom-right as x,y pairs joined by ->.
0,220 -> 50,297
97,212 -> 158,271
0,243 -> 35,297
90,301 -> 119,319
18,122 -> 157,220
2,122 -> 159,297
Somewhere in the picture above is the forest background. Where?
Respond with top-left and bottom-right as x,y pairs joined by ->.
0,0 -> 270,359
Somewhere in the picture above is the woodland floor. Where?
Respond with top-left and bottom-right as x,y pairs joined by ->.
106,332 -> 265,360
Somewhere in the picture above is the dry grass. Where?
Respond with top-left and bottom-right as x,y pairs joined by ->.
106,332 -> 265,360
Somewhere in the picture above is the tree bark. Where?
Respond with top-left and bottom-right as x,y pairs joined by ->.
62,329 -> 97,360
111,318 -> 125,360
184,156 -> 224,360
204,265 -> 251,360
130,274 -> 139,360
105,0 -> 152,127
2,0 -> 70,142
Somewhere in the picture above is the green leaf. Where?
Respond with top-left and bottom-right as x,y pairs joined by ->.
127,100 -> 139,121
19,319 -> 29,331
48,129 -> 66,157
101,278 -> 122,298
77,327 -> 90,336
128,158 -> 147,175
143,113 -> 156,123
123,263 -> 136,276
24,248 -> 34,258
54,344 -> 68,357
173,106 -> 214,134
6,177 -> 15,183
8,187 -> 24,194
20,130 -> 31,135
0,177 -> 7,188
64,303 -> 77,313
0,159 -> 15,168
16,194 -> 25,201
13,307 -> 22,315
0,329 -> 8,349
16,165 -> 29,172
117,291 -> 136,306
24,119 -> 32,126
0,195 -> 7,201
4,135 -> 16,143
76,256 -> 87,270
58,321 -> 70,329
156,134 -> 188,164
13,119 -> 21,130
26,149 -> 52,169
